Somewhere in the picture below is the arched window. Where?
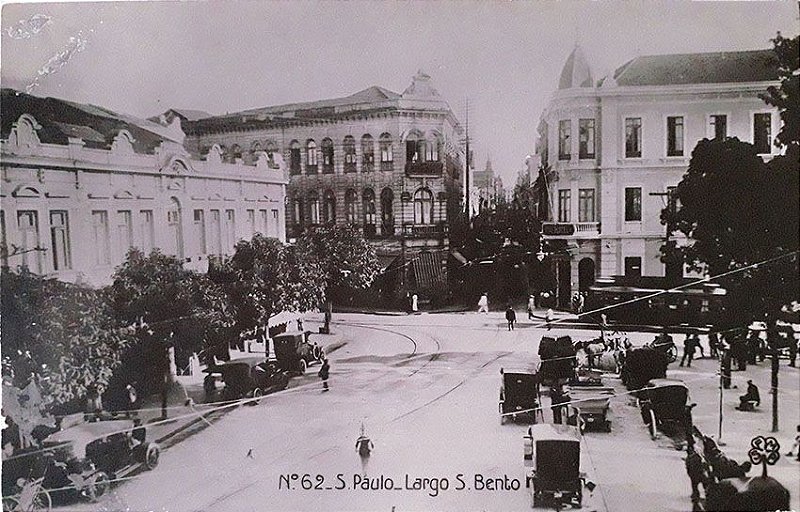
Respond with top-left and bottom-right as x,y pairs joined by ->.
321,138 -> 334,173
323,190 -> 336,224
425,134 -> 440,162
363,188 -> 376,236
306,140 -> 318,173
265,140 -> 278,157
361,134 -> 375,171
167,197 -> 184,259
251,141 -> 262,153
380,187 -> 394,236
343,136 -> 357,172
405,131 -> 425,163
413,188 -> 434,225
290,140 -> 301,173
308,191 -> 320,224
379,133 -> 393,170
291,196 -> 304,227
230,144 -> 242,162
345,189 -> 357,224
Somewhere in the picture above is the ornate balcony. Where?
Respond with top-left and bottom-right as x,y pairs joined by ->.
542,222 -> 600,238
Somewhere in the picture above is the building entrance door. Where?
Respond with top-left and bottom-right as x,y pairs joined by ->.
556,259 -> 572,309
578,257 -> 595,292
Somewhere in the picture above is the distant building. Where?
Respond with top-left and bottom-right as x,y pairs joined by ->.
0,89 -> 287,286
471,157 -> 504,214
533,47 -> 781,308
178,72 -> 465,301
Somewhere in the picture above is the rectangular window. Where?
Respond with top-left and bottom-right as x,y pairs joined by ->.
259,209 -> 269,235
579,119 -> 595,159
558,189 -> 571,223
667,116 -> 684,156
225,209 -> 236,252
625,187 -> 642,221
625,117 -> 642,158
710,115 -> 727,140
115,210 -> 133,263
754,113 -> 772,154
16,210 -> 40,272
271,209 -> 279,236
624,256 -> 642,278
558,120 -> 571,160
139,210 -> 154,254
210,209 -> 222,254
92,210 -> 110,265
247,209 -> 256,236
194,209 -> 207,254
578,189 -> 595,222
49,211 -> 72,271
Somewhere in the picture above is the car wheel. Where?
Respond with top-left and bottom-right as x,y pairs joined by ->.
252,388 -> 263,404
145,443 -> 160,470
87,471 -> 110,502
299,359 -> 307,374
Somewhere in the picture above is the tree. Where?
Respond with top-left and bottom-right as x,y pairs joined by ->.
662,137 -> 799,325
214,234 -> 326,338
1,268 -> 133,408
760,33 -> 799,156
296,225 -> 380,304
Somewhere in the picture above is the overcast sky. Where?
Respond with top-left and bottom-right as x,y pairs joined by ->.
1,1 -> 797,185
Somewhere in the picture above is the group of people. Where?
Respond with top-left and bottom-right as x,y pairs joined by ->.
477,293 -> 556,332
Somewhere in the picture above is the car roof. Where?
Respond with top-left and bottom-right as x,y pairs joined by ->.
528,423 -> 581,443
45,420 -> 137,455
647,378 -> 688,388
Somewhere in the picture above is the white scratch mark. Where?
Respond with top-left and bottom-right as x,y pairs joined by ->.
26,31 -> 89,93
6,13 -> 52,39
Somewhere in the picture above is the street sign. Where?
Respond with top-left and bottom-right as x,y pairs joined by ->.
542,223 -> 575,236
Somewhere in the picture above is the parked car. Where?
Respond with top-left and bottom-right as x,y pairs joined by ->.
499,368 -> 542,424
273,332 -> 324,374
524,424 -> 588,508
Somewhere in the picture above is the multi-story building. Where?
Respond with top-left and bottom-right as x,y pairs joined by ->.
180,71 -> 464,300
0,89 -> 287,286
533,47 -> 781,308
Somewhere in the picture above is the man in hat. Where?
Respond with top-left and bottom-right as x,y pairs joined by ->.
527,295 -> 536,320
736,380 -> 760,410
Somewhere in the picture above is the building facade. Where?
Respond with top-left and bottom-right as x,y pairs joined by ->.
0,90 -> 287,286
471,157 -> 504,214
533,47 -> 781,308
181,72 -> 464,299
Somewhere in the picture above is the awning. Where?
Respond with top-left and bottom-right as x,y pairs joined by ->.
413,251 -> 446,292
268,310 -> 308,328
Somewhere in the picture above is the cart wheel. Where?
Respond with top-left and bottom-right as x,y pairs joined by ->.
86,471 -> 110,502
649,409 -> 658,440
299,359 -> 307,374
145,443 -> 160,470
2,496 -> 18,512
31,488 -> 51,512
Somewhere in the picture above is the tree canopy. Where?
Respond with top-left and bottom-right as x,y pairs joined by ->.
1,268 -> 134,406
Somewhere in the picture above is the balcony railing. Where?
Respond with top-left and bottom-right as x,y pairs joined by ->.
405,161 -> 443,177
542,222 -> 600,237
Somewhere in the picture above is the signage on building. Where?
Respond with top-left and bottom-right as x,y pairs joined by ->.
542,223 -> 575,236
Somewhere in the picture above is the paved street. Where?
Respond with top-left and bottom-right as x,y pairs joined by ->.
74,312 -> 799,512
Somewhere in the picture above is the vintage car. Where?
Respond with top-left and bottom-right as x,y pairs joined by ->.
273,332 -> 324,374
2,419 -> 159,510
499,369 -> 542,424
524,424 -> 588,508
219,357 -> 289,402
638,378 -> 689,439
620,346 -> 669,391
565,386 -> 613,432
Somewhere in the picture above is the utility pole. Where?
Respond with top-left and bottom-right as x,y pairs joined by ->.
464,98 -> 470,219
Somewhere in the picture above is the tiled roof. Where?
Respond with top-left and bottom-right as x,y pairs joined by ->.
611,49 -> 779,86
168,108 -> 212,121
233,86 -> 401,119
1,89 -> 173,152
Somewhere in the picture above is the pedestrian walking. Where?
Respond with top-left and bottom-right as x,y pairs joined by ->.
411,293 -> 419,313
545,308 -> 554,330
685,445 -> 707,501
125,383 -> 138,418
527,295 -> 536,320
550,386 -> 569,424
477,293 -> 489,314
318,357 -> 330,391
708,331 -> 720,359
355,424 -> 374,476
746,330 -> 760,365
680,333 -> 701,367
505,306 -> 516,331
577,292 -> 585,314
